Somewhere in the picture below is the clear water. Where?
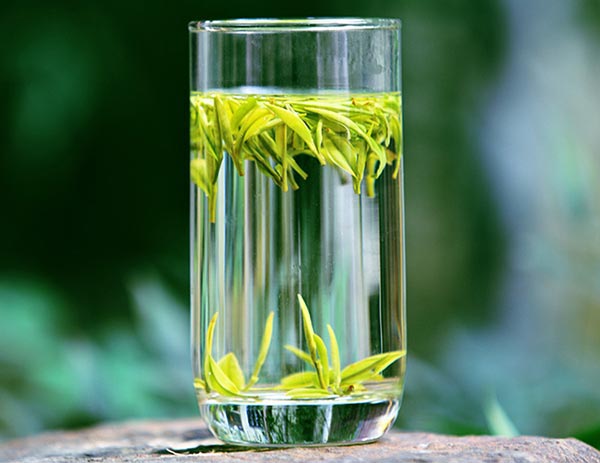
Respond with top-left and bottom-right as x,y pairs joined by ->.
191,92 -> 405,446
200,393 -> 400,446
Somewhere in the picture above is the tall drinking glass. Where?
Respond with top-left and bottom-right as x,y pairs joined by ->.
190,18 -> 405,446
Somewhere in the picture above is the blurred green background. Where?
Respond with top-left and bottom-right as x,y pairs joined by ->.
1,0 -> 600,448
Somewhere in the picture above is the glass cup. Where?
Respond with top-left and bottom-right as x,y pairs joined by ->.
189,18 -> 405,446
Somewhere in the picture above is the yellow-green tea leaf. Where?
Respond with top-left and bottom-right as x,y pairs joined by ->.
206,356 -> 241,396
193,377 -> 206,390
284,345 -> 313,365
205,313 -> 218,361
315,119 -> 323,151
202,312 -> 219,392
314,334 -> 329,387
231,96 -> 257,128
214,95 -> 235,156
327,325 -> 341,389
276,124 -> 288,191
286,388 -> 335,399
190,159 -> 211,196
279,371 -> 320,389
297,294 -> 317,361
329,132 -> 360,178
341,350 -> 405,385
288,157 -> 308,180
390,114 -> 403,179
323,134 -> 355,176
246,311 -> 274,389
217,352 -> 245,390
265,103 -> 323,163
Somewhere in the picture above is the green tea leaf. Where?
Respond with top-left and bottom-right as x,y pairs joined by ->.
246,141 -> 282,186
327,325 -> 341,389
315,119 -> 323,151
231,96 -> 257,128
341,350 -> 405,386
302,106 -> 365,138
202,312 -> 219,392
288,158 -> 308,180
322,134 -> 355,176
206,355 -> 241,396
298,294 -> 317,360
287,171 -> 299,190
390,114 -> 403,179
265,103 -> 324,164
217,352 -> 245,390
314,334 -> 330,387
204,313 -> 218,362
284,345 -> 313,365
193,377 -> 206,390
194,104 -> 221,161
190,159 -> 211,196
365,154 -> 378,197
286,388 -> 335,399
279,371 -> 320,389
214,95 -> 235,157
234,107 -> 272,172
245,311 -> 274,389
294,101 -> 372,116
276,124 -> 288,191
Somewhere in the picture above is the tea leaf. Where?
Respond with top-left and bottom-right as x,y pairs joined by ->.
190,159 -> 211,196
279,371 -> 320,389
246,141 -> 282,185
287,156 -> 308,180
214,95 -> 235,158
322,133 -> 355,176
301,106 -> 365,139
365,154 -> 378,197
194,104 -> 221,161
294,101 -> 372,116
234,107 -> 271,172
298,294 -> 317,361
265,103 -> 324,164
205,313 -> 218,361
206,355 -> 241,396
288,170 -> 300,190
276,124 -> 288,191
327,324 -> 341,389
202,312 -> 219,393
284,345 -> 313,365
286,388 -> 335,399
315,119 -> 323,151
314,334 -> 329,387
245,311 -> 274,389
231,96 -> 257,129
193,377 -> 206,390
341,350 -> 405,385
217,353 -> 245,390
391,114 -> 403,179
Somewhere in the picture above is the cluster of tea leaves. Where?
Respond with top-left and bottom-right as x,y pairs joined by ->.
279,295 -> 405,398
194,312 -> 274,397
190,92 -> 402,222
194,294 -> 405,399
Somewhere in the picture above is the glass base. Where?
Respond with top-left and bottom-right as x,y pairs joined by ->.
200,397 -> 399,447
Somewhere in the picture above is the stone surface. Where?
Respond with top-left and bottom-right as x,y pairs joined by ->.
1,419 -> 599,463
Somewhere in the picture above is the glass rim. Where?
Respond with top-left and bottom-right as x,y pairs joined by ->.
189,17 -> 401,33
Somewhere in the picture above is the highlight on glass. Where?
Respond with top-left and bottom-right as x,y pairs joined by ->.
190,18 -> 405,446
